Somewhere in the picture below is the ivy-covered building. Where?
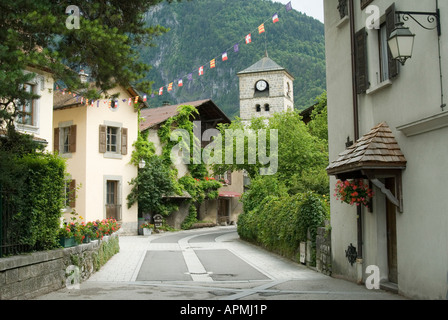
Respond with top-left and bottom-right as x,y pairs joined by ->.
139,99 -> 244,229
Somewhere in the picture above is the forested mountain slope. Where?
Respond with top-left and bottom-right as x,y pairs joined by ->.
139,0 -> 326,118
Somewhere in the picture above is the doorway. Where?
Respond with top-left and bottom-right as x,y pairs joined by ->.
385,178 -> 398,284
106,180 -> 121,220
218,198 -> 230,225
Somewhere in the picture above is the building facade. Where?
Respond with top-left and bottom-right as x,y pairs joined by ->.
6,67 -> 55,151
324,0 -> 448,299
140,100 -> 244,229
53,86 -> 140,235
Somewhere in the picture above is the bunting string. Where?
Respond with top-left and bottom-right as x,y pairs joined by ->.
152,1 -> 294,99
55,2 -> 293,107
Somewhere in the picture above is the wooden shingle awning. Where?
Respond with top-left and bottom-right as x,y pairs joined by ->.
327,122 -> 406,176
327,122 -> 407,212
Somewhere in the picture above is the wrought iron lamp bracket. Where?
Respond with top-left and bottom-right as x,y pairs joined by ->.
396,10 -> 441,36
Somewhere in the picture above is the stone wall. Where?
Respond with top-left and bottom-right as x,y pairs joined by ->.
316,227 -> 332,276
0,234 -> 119,300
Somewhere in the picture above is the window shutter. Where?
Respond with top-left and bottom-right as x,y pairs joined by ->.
54,128 -> 59,153
121,128 -> 128,155
355,28 -> 369,94
69,179 -> 76,208
99,125 -> 107,153
69,125 -> 77,153
386,3 -> 399,79
226,170 -> 232,185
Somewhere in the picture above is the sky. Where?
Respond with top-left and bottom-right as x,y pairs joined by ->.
275,0 -> 324,22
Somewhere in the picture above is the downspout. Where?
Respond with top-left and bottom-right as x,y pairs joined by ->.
349,0 -> 363,284
436,0 -> 446,111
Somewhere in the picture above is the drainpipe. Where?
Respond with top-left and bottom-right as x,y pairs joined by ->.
349,0 -> 363,284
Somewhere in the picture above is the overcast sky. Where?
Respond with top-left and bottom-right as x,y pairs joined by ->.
275,0 -> 324,22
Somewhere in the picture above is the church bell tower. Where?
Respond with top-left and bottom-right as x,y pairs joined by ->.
237,53 -> 295,122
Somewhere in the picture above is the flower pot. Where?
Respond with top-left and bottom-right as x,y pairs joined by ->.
143,228 -> 152,236
83,236 -> 91,244
60,236 -> 77,248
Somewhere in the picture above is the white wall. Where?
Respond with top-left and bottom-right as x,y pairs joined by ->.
325,0 -> 448,299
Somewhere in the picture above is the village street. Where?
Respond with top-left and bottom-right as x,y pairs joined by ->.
35,226 -> 405,301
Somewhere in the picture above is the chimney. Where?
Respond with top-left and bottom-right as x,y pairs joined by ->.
79,70 -> 89,84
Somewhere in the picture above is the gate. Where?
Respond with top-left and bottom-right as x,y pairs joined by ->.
0,185 -> 35,258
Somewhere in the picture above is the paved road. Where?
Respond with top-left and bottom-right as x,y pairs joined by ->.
35,226 -> 405,302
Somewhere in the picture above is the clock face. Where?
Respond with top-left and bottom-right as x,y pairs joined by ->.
256,80 -> 268,92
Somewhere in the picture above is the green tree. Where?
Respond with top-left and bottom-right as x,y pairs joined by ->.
127,156 -> 179,217
0,0 -> 180,132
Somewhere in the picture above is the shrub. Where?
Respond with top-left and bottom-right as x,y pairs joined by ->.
237,191 -> 328,263
1,152 -> 66,250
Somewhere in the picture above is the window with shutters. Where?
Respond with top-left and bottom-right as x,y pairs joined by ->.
99,124 -> 128,159
54,124 -> 76,156
215,171 -> 232,185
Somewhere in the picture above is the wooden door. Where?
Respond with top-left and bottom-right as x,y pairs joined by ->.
218,199 -> 230,225
386,178 -> 398,283
106,181 -> 121,220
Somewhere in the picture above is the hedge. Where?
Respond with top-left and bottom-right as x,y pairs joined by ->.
0,152 -> 66,251
237,191 -> 328,262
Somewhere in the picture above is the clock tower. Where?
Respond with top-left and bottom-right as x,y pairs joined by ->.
237,53 -> 295,122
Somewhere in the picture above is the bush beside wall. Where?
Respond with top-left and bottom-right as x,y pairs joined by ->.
238,192 -> 328,264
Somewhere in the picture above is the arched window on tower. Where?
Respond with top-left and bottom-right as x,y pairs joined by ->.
264,104 -> 270,112
256,104 -> 261,112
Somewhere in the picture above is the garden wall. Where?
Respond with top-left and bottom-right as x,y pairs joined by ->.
0,234 -> 119,300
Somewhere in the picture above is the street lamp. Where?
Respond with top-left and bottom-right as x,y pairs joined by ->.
388,10 -> 441,66
139,159 -> 146,169
388,22 -> 415,66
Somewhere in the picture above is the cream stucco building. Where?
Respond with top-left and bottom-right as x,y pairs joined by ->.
324,0 -> 448,299
53,86 -> 141,235
4,67 -> 56,151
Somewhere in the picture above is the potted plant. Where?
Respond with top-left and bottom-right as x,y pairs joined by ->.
58,224 -> 76,248
141,222 -> 154,236
334,179 -> 374,208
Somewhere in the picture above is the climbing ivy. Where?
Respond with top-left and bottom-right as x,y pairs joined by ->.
129,105 -> 223,227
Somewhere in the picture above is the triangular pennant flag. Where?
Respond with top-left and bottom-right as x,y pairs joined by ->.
188,73 -> 193,81
258,24 -> 265,34
143,95 -> 147,102
168,82 -> 173,91
234,43 -> 239,52
210,59 -> 216,69
286,1 -> 292,12
273,13 -> 279,23
178,79 -> 183,87
134,96 -> 139,104
128,98 -> 132,106
245,34 -> 251,44
222,52 -> 228,61
159,87 -> 164,95
199,66 -> 204,76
